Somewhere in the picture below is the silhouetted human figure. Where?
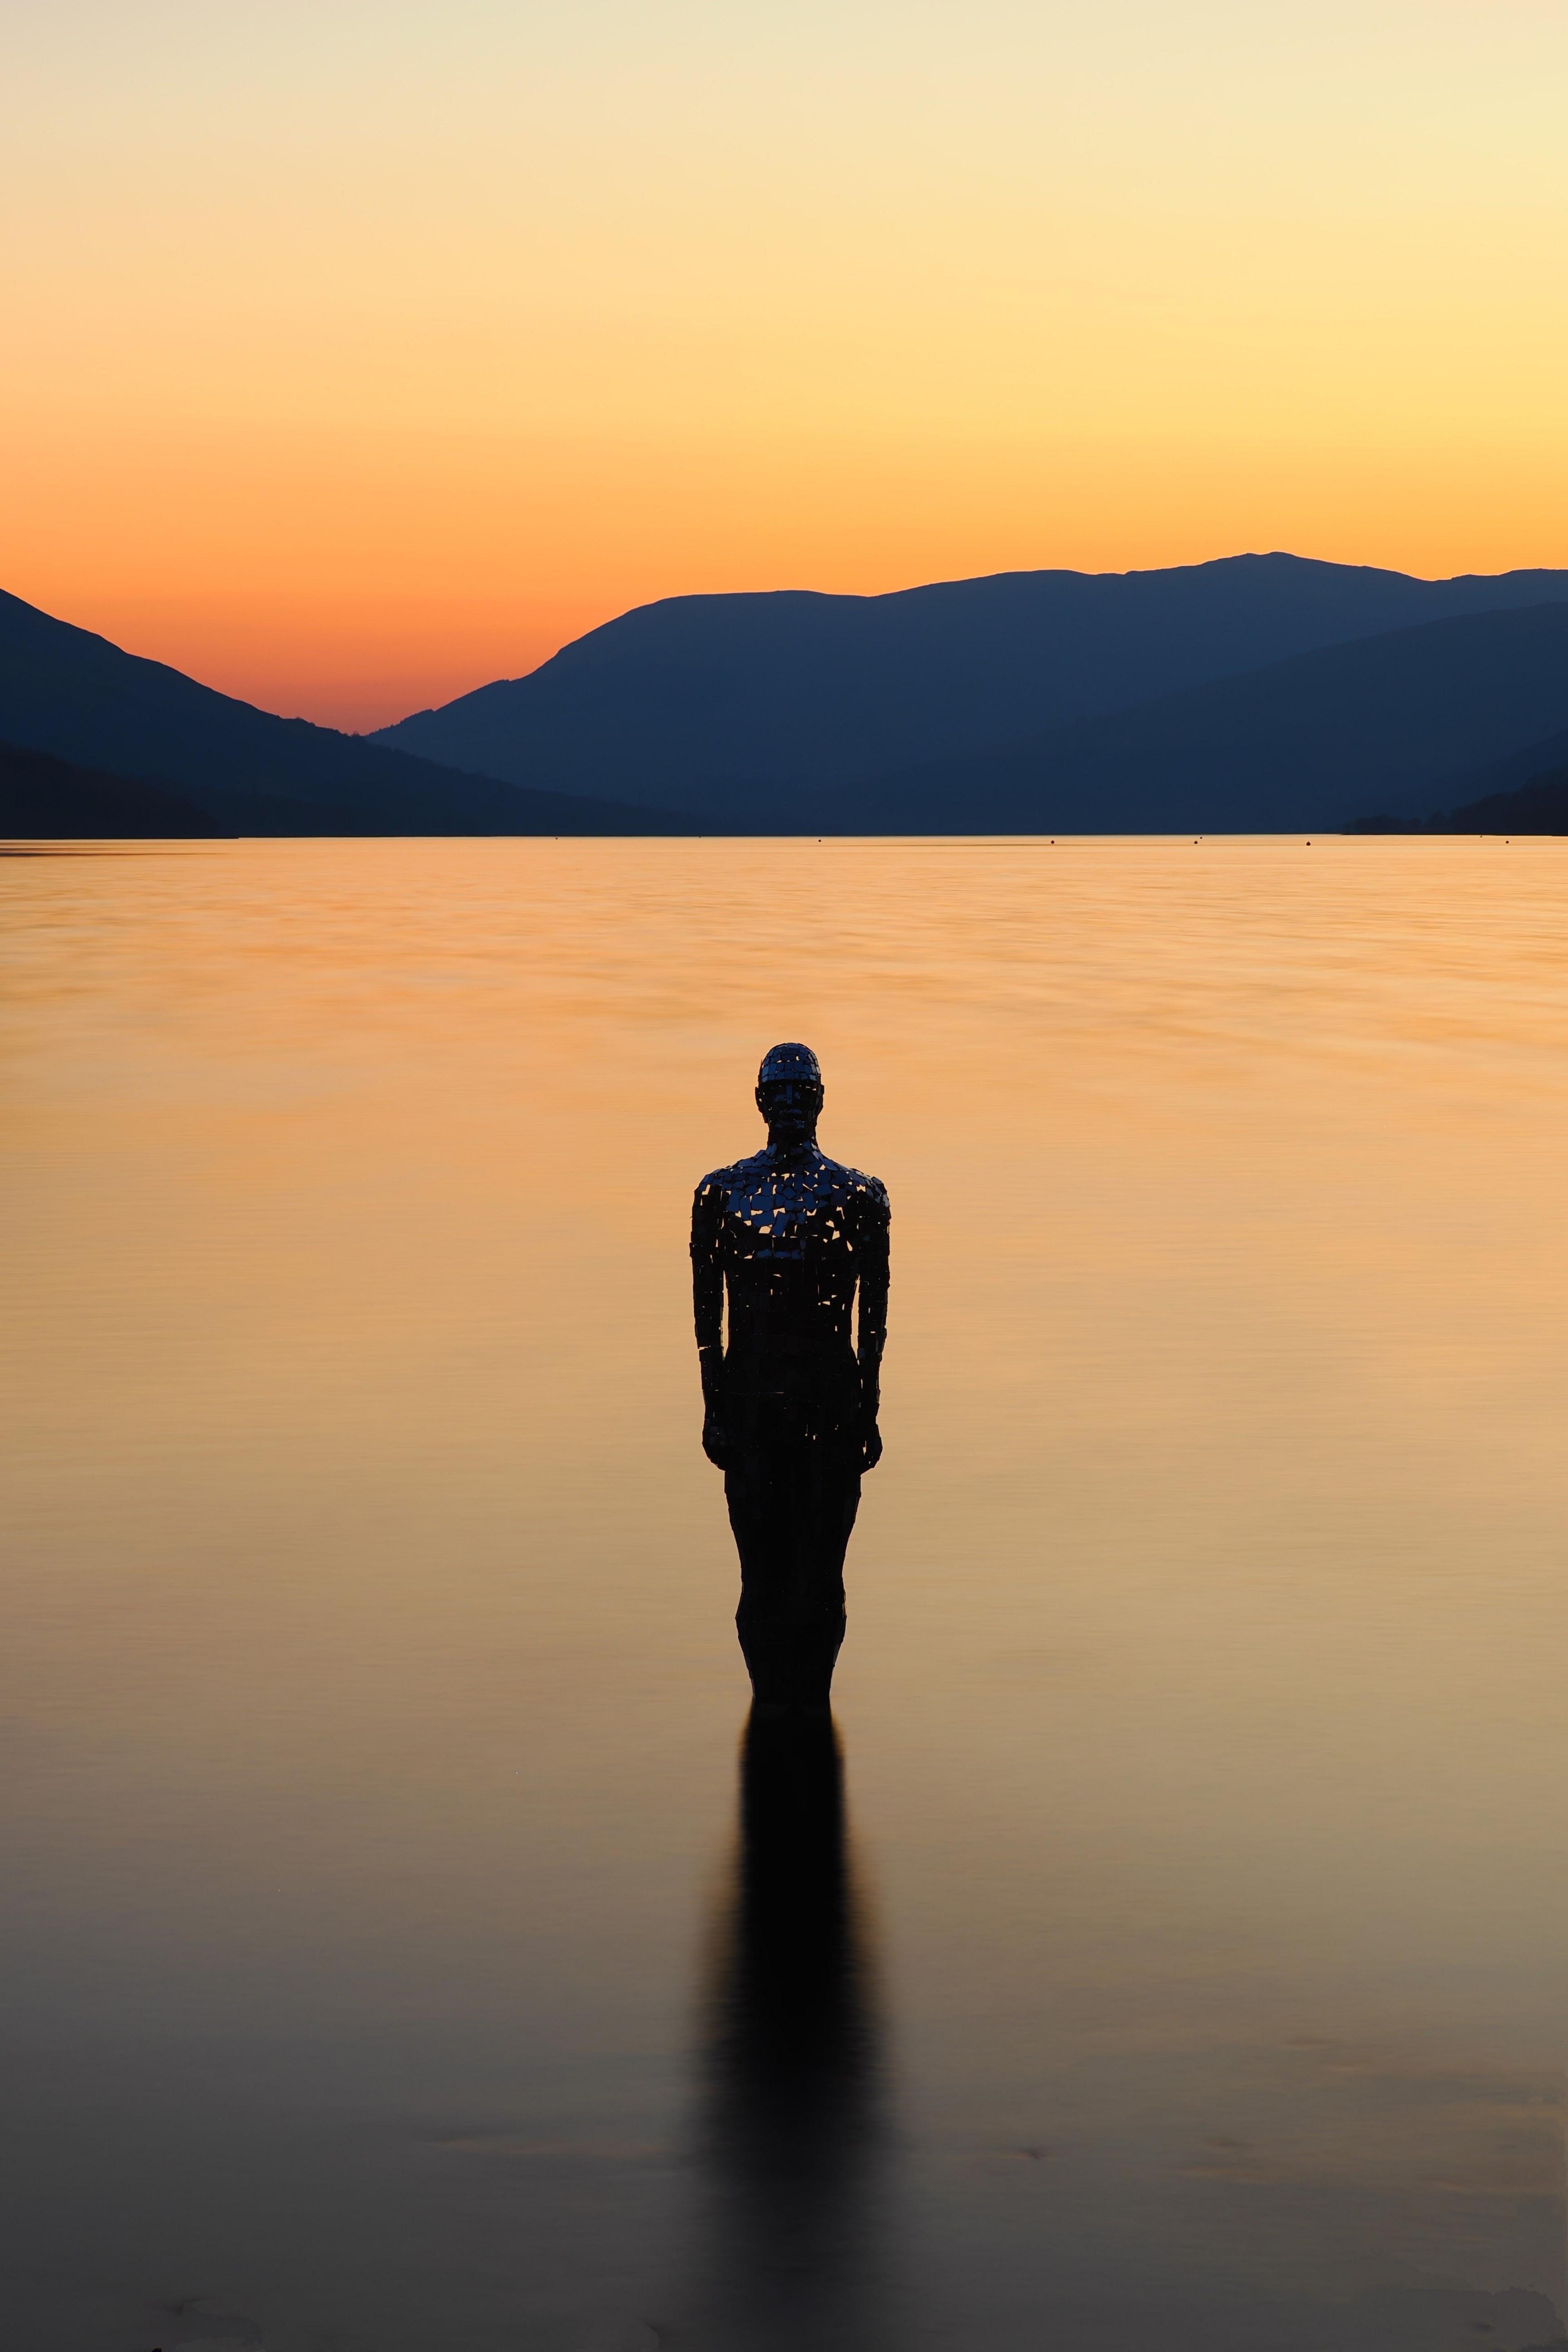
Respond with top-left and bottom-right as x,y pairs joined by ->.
691,1044 -> 889,1710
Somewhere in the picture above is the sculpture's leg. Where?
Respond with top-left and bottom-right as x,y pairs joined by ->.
726,1455 -> 793,1706
727,1440 -> 860,1712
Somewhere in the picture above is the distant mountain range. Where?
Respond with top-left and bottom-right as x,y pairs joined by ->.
0,738 -> 224,838
0,590 -> 688,838
7,555 -> 1568,837
373,553 -> 1568,829
1437,762 -> 1568,833
1351,746 -> 1568,835
818,603 -> 1568,833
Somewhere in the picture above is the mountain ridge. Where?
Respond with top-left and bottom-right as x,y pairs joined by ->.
11,561 -> 1568,837
806,603 -> 1568,835
0,590 -> 693,836
1436,762 -> 1568,832
0,737 -> 227,839
372,553 -> 1568,815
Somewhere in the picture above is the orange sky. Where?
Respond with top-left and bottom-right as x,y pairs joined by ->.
4,0 -> 1567,730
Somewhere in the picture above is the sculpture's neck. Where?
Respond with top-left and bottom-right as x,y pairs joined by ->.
765,1131 -> 820,1164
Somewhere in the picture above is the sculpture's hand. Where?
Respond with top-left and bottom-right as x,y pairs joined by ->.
702,1410 -> 731,1470
856,1374 -> 883,1469
855,1362 -> 883,1471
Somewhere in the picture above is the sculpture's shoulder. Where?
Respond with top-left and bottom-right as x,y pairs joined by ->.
693,1148 -> 769,1206
691,1147 -> 771,1223
817,1153 -> 890,1225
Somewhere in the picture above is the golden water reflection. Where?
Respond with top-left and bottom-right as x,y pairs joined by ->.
2,837 -> 1567,2348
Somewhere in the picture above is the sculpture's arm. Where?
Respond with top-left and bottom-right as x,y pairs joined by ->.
690,1178 -> 728,1464
854,1182 -> 890,1465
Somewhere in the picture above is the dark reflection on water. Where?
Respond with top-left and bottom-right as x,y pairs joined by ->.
696,1707 -> 896,2349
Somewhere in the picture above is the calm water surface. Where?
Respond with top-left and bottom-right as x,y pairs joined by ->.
4,837 -> 1568,2352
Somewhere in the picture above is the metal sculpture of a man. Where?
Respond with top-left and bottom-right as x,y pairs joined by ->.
691,1045 -> 890,1711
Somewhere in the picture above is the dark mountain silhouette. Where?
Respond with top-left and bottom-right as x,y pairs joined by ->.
806,604 -> 1568,834
0,739 -> 227,838
372,553 -> 1568,815
1352,747 -> 1568,834
16,562 -> 1568,839
1413,718 -> 1568,814
0,590 -> 690,836
1438,762 -> 1568,832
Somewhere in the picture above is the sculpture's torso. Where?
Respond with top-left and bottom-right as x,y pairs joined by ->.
692,1144 -> 888,1397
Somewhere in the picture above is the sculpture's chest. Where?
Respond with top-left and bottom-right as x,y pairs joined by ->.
722,1168 -> 854,1267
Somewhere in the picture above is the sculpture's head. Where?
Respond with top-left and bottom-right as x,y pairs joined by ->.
756,1042 -> 823,1145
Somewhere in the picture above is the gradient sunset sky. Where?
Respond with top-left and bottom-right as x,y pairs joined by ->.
4,0 -> 1566,729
